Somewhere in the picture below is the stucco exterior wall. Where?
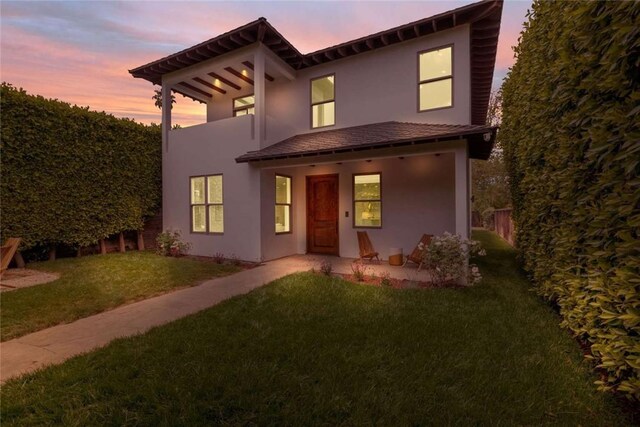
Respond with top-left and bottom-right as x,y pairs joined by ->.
203,25 -> 471,145
162,115 -> 263,262
259,152 -> 457,262
264,25 -> 471,145
162,24 -> 473,262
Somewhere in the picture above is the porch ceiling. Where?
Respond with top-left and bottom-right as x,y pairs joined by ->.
170,58 -> 279,104
235,121 -> 498,163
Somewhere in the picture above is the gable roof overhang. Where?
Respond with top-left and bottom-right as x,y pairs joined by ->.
235,121 -> 498,164
129,0 -> 503,125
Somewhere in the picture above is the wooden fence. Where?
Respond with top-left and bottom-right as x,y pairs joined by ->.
494,208 -> 515,246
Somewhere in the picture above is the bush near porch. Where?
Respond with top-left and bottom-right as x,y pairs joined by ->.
0,252 -> 240,341
1,231 -> 631,425
501,1 -> 640,398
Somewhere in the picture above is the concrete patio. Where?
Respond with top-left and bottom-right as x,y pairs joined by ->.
287,254 -> 433,283
0,269 -> 59,292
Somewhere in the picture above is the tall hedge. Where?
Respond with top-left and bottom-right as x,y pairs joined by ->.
1,83 -> 161,249
501,2 -> 639,399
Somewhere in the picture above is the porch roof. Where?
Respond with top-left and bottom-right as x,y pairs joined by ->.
235,121 -> 498,163
129,0 -> 503,125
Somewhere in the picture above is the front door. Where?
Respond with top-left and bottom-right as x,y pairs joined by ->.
306,174 -> 339,255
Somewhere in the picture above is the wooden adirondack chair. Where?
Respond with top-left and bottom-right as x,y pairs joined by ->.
1,237 -> 22,276
403,234 -> 433,271
357,231 -> 380,263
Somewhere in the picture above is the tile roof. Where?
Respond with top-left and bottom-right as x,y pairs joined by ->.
235,121 -> 497,163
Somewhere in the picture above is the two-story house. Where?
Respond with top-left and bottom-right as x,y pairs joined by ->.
130,0 -> 502,262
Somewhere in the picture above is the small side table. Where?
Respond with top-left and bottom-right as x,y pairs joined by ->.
388,247 -> 403,266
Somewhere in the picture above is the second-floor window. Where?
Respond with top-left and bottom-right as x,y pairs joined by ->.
311,74 -> 335,128
419,46 -> 453,111
190,175 -> 224,234
233,95 -> 255,116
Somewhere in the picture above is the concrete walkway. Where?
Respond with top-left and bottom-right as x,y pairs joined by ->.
0,255 -> 427,383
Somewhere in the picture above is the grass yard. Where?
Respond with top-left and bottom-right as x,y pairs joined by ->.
1,231 -> 629,425
1,252 -> 240,341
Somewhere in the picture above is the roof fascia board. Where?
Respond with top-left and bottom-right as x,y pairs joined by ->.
248,139 -> 467,169
260,43 -> 297,81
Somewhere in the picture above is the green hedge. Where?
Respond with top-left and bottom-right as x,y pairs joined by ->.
1,83 -> 161,249
501,2 -> 639,399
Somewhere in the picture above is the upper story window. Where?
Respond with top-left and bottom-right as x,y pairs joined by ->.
311,75 -> 335,128
190,175 -> 224,234
233,95 -> 255,116
419,46 -> 453,111
353,173 -> 381,228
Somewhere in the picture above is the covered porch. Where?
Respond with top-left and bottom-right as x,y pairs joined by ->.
240,122 -> 498,262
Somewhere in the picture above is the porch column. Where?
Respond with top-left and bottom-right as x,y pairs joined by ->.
161,82 -> 172,152
455,144 -> 470,238
254,47 -> 266,146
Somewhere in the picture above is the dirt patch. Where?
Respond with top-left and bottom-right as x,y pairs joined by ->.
0,269 -> 60,292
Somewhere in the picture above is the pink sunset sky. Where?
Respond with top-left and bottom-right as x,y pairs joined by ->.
1,0 -> 531,127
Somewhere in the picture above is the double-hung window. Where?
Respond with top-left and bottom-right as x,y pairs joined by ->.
419,46 -> 453,111
233,95 -> 255,116
353,173 -> 382,228
275,175 -> 292,233
311,74 -> 335,128
190,175 -> 224,233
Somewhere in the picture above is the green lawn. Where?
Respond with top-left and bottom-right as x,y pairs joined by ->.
1,252 -> 240,341
1,231 -> 628,425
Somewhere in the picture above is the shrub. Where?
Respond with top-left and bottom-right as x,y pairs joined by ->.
319,260 -> 333,276
156,230 -> 190,257
482,208 -> 496,230
351,260 -> 368,282
0,84 -> 161,250
501,0 -> 640,398
421,233 -> 485,286
228,254 -> 242,267
380,271 -> 392,288
212,252 -> 225,264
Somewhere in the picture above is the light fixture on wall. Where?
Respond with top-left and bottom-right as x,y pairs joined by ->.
483,132 -> 492,142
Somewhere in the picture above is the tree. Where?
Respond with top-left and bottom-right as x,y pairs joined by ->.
472,90 -> 510,222
152,87 -> 175,110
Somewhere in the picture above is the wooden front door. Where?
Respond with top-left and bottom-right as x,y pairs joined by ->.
306,174 -> 339,255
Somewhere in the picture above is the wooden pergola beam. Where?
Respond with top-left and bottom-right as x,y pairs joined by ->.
242,61 -> 275,81
172,88 -> 206,104
193,77 -> 226,94
177,82 -> 213,98
225,66 -> 254,85
208,72 -> 242,90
